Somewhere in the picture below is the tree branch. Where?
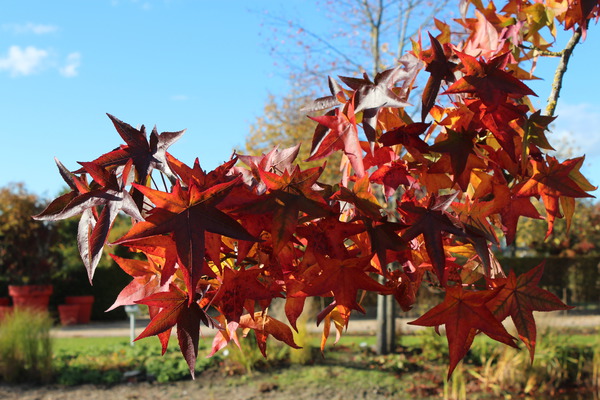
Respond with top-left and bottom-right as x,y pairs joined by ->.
545,26 -> 584,117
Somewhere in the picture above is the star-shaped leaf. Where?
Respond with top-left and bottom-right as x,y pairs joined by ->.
135,284 -> 214,379
421,33 -> 456,121
486,262 -> 573,361
211,266 -> 282,324
35,159 -> 143,281
308,101 -> 365,178
499,193 -> 543,245
369,160 -> 418,198
296,216 -> 366,259
82,114 -> 185,207
443,51 -> 536,108
339,64 -> 413,144
257,164 -> 330,252
409,285 -> 518,378
429,129 -> 481,191
398,193 -> 466,285
516,156 -> 595,237
378,122 -> 431,155
303,255 -> 389,325
106,254 -> 165,312
114,178 -> 258,304
239,312 -> 301,357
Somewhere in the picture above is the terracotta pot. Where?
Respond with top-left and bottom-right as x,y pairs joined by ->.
58,304 -> 80,326
65,295 -> 95,324
8,285 -> 53,312
0,306 -> 12,320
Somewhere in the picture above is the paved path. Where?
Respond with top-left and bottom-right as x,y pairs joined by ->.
51,313 -> 600,339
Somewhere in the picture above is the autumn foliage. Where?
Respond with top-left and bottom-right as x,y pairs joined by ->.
35,0 -> 598,378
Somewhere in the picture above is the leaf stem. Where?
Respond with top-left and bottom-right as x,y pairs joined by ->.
160,171 -> 168,192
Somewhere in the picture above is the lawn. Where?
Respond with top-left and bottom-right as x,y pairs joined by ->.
1,325 -> 596,400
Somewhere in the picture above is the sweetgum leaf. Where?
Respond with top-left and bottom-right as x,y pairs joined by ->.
399,194 -> 465,285
409,285 -> 518,378
36,161 -> 143,281
308,101 -> 365,177
516,156 -> 595,237
487,262 -> 573,362
135,286 -> 188,340
303,254 -> 390,326
339,66 -> 411,143
421,33 -> 456,122
114,180 -> 258,303
240,313 -> 301,357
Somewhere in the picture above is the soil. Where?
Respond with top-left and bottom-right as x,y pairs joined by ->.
0,372 -> 406,400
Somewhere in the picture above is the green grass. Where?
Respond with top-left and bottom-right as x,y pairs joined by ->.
53,330 -> 595,358
53,335 -> 215,353
52,335 -> 218,385
48,328 -> 600,393
54,336 -> 131,352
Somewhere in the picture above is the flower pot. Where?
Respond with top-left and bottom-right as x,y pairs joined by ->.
65,295 -> 95,324
8,285 -> 53,312
58,304 -> 80,326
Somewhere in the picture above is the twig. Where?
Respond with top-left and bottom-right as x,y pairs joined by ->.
519,44 -> 563,57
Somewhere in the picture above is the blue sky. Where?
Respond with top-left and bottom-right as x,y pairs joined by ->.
1,0 -> 599,199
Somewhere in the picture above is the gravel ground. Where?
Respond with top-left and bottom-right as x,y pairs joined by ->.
49,314 -> 600,338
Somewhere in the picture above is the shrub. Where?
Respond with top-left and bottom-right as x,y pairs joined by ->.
0,308 -> 53,383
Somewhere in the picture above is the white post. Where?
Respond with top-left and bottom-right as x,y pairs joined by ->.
124,305 -> 140,346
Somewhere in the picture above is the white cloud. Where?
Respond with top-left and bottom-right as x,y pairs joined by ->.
550,102 -> 600,158
3,23 -> 58,35
59,52 -> 81,77
0,46 -> 49,77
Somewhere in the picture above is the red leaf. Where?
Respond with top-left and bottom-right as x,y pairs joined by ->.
516,156 -> 595,237
398,194 -> 465,285
135,285 -> 188,340
239,312 -> 301,357
308,101 -> 365,178
212,266 -> 282,324
106,254 -> 164,312
409,285 -> 518,378
304,255 -> 390,326
114,179 -> 258,304
487,262 -> 573,361
421,33 -> 456,121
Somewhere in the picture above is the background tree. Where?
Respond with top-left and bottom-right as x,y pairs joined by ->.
0,183 -> 59,286
515,199 -> 600,256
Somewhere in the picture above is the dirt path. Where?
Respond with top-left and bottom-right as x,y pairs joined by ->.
0,369 -> 415,400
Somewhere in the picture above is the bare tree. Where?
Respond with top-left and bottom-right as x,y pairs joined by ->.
263,0 -> 453,90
